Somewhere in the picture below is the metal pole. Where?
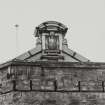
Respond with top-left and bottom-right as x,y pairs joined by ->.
14,24 -> 19,56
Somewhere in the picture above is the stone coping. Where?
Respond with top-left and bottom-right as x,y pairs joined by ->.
1,61 -> 105,69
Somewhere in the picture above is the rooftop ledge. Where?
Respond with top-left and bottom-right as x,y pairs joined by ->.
0,60 -> 105,69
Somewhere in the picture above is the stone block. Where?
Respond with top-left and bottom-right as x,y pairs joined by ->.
80,81 -> 103,91
32,79 -> 41,90
1,80 -> 13,93
16,80 -> 30,90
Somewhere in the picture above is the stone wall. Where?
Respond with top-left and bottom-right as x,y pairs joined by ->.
1,62 -> 105,105
1,92 -> 105,105
10,65 -> 105,92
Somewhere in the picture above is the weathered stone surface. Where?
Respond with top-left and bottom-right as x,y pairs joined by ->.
1,62 -> 105,104
5,92 -> 105,105
16,80 -> 30,90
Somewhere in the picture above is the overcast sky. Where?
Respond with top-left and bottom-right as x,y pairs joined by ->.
0,0 -> 105,63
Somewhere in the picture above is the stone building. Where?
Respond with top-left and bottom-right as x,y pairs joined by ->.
0,21 -> 105,105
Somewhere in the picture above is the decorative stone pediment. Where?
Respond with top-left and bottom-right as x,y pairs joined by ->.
34,21 -> 68,61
